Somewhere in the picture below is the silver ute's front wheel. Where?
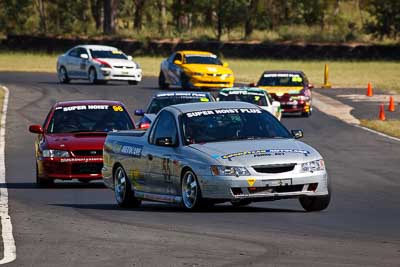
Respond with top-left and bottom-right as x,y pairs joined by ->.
114,165 -> 141,208
181,169 -> 203,210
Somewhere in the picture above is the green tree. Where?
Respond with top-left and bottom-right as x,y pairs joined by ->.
365,0 -> 400,39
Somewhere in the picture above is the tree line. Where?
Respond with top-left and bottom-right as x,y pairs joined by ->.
0,0 -> 399,42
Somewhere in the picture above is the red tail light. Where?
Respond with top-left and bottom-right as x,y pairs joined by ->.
139,122 -> 151,129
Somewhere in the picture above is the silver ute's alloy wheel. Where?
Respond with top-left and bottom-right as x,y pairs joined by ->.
181,170 -> 202,210
114,167 -> 126,204
113,166 -> 141,208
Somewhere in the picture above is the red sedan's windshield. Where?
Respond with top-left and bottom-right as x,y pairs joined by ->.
47,104 -> 134,133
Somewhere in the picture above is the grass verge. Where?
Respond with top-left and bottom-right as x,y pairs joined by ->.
360,119 -> 400,139
0,51 -> 400,93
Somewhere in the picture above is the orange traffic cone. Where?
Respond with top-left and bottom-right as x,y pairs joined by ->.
388,96 -> 395,112
366,82 -> 373,97
379,104 -> 386,121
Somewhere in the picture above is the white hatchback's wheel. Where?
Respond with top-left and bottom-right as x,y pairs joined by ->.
58,66 -> 70,84
181,169 -> 204,210
114,165 -> 141,208
128,80 -> 138,85
88,68 -> 98,84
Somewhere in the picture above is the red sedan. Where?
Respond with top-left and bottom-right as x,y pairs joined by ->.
29,100 -> 135,186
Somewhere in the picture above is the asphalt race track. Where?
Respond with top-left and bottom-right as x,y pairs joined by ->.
1,72 -> 399,266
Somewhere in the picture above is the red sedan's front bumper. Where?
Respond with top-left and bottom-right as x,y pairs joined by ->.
38,157 -> 103,180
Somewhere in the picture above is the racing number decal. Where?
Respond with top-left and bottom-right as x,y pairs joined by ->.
80,60 -> 86,70
112,105 -> 123,112
162,158 -> 172,183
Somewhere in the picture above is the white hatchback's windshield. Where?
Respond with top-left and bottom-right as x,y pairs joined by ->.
182,108 -> 290,144
90,50 -> 127,59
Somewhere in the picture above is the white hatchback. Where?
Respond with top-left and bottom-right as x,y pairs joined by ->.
57,45 -> 142,85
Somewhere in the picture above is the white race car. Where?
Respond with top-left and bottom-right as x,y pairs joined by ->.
217,87 -> 282,120
57,45 -> 142,85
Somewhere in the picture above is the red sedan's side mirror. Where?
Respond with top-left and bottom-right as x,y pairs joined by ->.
307,83 -> 314,89
249,82 -> 257,87
29,125 -> 44,134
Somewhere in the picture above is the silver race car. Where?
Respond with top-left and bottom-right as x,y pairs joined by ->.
102,102 -> 330,211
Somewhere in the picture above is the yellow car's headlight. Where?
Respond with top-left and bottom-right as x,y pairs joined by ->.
192,72 -> 204,76
221,73 -> 232,78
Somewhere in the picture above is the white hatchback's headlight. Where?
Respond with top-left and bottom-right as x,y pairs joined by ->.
301,159 -> 325,173
211,166 -> 250,177
42,149 -> 70,158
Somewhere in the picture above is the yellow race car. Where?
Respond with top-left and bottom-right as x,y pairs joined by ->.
159,50 -> 234,90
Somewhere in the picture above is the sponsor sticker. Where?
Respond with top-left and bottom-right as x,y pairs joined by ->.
186,108 -> 261,118
263,73 -> 301,78
186,54 -> 217,58
225,91 -> 264,96
221,149 -> 310,160
156,92 -> 207,98
120,144 -> 143,157
60,157 -> 102,163
247,178 -> 256,187
62,105 -> 110,112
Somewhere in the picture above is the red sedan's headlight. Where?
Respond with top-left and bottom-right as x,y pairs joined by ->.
42,149 -> 70,158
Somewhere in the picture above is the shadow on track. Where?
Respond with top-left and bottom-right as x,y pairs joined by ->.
38,81 -> 129,86
0,182 -> 106,189
52,202 -> 304,213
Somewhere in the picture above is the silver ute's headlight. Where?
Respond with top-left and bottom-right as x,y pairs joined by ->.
301,159 -> 325,173
211,166 -> 250,177
42,149 -> 70,158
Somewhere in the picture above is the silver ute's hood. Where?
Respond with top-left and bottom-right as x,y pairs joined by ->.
189,139 -> 320,166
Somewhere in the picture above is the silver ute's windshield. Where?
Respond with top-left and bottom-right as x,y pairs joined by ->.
47,104 -> 134,133
182,108 -> 291,144
184,55 -> 222,65
258,73 -> 304,87
90,49 -> 127,59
